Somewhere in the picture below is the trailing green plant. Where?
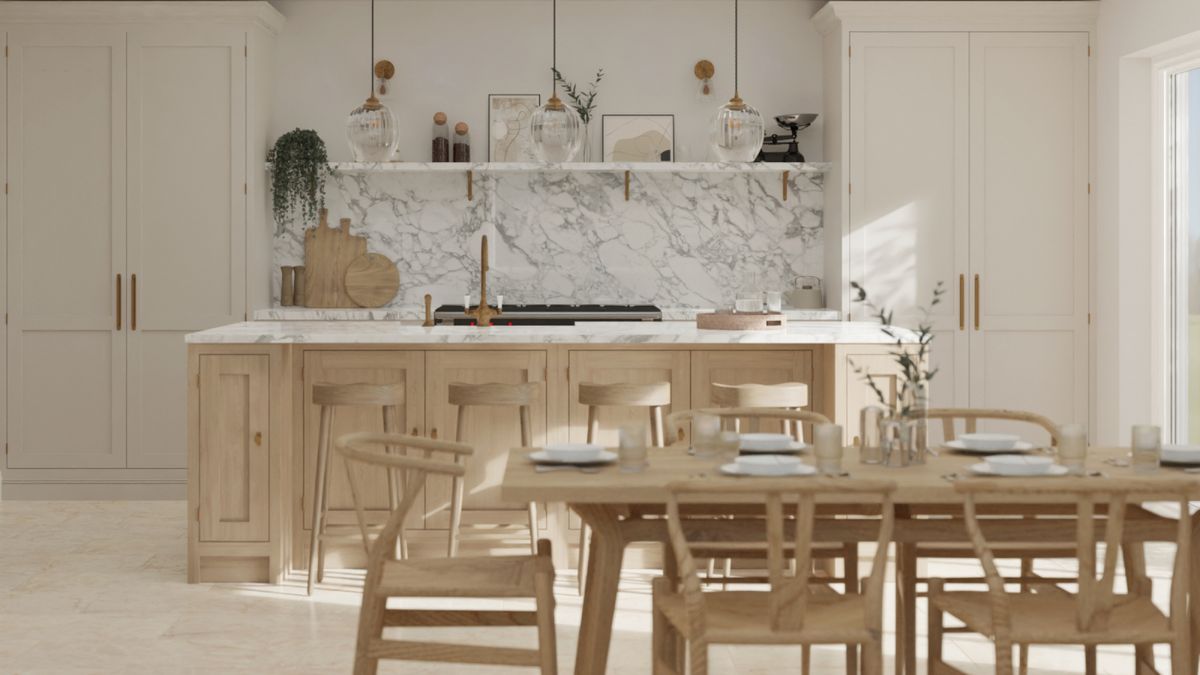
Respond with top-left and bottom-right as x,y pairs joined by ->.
268,129 -> 331,229
552,67 -> 604,124
850,280 -> 944,417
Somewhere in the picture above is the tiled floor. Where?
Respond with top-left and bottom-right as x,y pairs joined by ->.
0,501 -> 1179,673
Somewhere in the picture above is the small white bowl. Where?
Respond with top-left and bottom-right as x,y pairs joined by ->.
984,454 -> 1054,476
735,454 -> 804,476
543,443 -> 604,463
958,432 -> 1021,452
740,433 -> 796,452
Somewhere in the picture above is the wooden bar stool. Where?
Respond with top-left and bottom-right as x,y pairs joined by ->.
576,381 -> 672,592
711,382 -> 810,441
308,382 -> 406,596
447,381 -> 541,557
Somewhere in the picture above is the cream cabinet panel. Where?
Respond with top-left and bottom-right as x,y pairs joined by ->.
848,32 -> 970,409
198,354 -> 269,543
968,32 -> 1090,426
834,348 -> 903,446
6,26 -> 127,468
300,351 -> 425,531
567,350 -> 690,446
424,351 -> 547,528
126,27 -> 247,468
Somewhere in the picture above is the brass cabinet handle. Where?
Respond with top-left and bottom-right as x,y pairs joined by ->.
254,431 -> 262,447
116,274 -> 122,330
973,274 -> 980,330
430,428 -> 438,440
131,273 -> 138,331
958,274 -> 965,330
411,427 -> 419,436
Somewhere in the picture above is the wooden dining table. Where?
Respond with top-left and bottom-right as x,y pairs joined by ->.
501,444 -> 1200,675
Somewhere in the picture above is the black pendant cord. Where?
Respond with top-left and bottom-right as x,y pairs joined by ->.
369,0 -> 376,98
734,0 -> 739,97
551,0 -> 558,95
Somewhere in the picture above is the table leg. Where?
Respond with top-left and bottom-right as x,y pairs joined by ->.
544,502 -> 570,570
572,503 -> 626,675
1122,543 -> 1156,673
895,542 -> 917,675
1190,515 -> 1200,673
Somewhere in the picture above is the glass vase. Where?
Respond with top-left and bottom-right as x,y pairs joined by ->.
902,381 -> 930,465
579,120 -> 592,162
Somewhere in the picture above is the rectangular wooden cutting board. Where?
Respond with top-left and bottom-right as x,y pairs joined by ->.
303,210 -> 367,307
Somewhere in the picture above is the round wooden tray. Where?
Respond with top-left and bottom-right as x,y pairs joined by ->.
696,311 -> 787,331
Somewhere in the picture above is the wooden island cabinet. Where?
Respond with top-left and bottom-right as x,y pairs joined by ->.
185,323 -> 910,582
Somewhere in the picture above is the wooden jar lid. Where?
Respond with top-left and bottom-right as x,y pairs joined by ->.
433,111 -> 447,125
454,122 -> 469,136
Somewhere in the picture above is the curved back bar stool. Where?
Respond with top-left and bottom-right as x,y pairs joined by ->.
710,382 -> 811,441
447,381 -> 542,557
308,382 -> 406,596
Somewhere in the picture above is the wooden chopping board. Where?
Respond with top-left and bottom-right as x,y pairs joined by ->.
303,210 -> 368,307
344,253 -> 400,308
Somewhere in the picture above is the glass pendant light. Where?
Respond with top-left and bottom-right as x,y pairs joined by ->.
530,0 -> 582,163
709,0 -> 764,162
346,0 -> 399,162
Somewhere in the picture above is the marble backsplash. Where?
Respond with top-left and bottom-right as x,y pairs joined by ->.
272,166 -> 827,317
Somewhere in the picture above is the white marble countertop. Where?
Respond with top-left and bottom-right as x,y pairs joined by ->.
299,161 -> 832,175
186,320 -> 916,345
252,307 -> 843,322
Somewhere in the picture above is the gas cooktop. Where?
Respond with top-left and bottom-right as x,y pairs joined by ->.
433,304 -> 662,326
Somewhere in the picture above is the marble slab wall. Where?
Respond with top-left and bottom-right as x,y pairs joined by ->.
272,168 -> 826,318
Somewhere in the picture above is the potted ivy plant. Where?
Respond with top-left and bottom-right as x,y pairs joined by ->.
267,129 -> 331,230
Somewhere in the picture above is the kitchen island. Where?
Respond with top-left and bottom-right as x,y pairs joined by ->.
185,320 -> 913,582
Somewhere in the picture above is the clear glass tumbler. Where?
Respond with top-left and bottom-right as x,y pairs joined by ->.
814,423 -> 844,475
691,413 -> 722,459
1131,424 -> 1161,474
859,406 -> 886,465
1057,423 -> 1087,476
618,423 -> 649,473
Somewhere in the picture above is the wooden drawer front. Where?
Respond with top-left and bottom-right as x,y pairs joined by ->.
690,349 -> 816,437
198,355 -> 269,542
301,351 -> 425,530
567,350 -> 690,446
424,351 -> 548,527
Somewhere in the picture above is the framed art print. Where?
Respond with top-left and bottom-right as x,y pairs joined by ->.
488,94 -> 541,161
601,114 -> 675,162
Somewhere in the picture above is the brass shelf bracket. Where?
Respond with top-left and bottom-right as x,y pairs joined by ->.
467,170 -> 474,201
782,170 -> 790,201
624,170 -> 631,201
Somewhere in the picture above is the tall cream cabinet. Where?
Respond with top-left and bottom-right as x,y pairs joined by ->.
817,2 -> 1096,434
2,3 -> 282,497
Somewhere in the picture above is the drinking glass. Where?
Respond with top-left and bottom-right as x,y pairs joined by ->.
765,291 -> 783,313
618,423 -> 649,473
859,406 -> 886,464
734,295 -> 764,313
715,430 -> 742,463
691,413 -> 722,459
1131,424 -> 1161,474
814,423 -> 843,475
1057,423 -> 1087,476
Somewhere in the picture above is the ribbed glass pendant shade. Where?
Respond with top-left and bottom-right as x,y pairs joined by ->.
531,96 -> 582,163
710,95 -> 764,162
346,96 -> 399,162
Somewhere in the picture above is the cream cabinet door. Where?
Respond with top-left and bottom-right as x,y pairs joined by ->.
424,350 -> 548,528
300,351 -> 425,531
567,350 -> 690,446
6,26 -> 128,469
198,354 -> 270,542
127,28 -> 247,468
968,33 -> 1090,430
848,32 -> 970,410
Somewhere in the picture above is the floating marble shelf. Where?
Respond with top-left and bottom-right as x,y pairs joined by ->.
319,161 -> 831,175
273,161 -> 832,201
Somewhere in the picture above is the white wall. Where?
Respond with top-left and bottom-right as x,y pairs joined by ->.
1095,0 -> 1200,444
268,0 -> 825,163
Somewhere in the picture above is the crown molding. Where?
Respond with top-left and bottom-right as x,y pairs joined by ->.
0,1 -> 285,33
814,1 -> 1099,35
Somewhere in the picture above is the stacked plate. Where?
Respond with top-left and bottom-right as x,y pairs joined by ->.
945,432 -> 1037,455
739,433 -> 809,454
720,454 -> 816,477
968,454 -> 1067,477
1162,445 -> 1200,466
528,443 -> 616,466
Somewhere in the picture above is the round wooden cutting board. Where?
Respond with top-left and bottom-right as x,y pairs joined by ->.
343,253 -> 400,308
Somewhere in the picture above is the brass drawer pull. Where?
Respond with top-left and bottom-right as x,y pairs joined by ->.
116,274 -> 122,330
973,274 -> 980,331
958,274 -> 965,330
131,273 -> 138,331
254,432 -> 262,447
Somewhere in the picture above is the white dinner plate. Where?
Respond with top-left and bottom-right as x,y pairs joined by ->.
968,462 -> 1068,477
958,432 -> 1022,451
739,440 -> 810,454
528,450 -> 617,466
740,433 -> 799,452
1162,445 -> 1200,465
542,442 -> 605,462
945,440 -> 1037,455
719,461 -> 817,477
